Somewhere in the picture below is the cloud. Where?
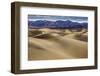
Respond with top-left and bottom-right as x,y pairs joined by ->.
28,15 -> 88,22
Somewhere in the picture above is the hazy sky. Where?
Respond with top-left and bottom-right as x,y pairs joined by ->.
28,15 -> 88,23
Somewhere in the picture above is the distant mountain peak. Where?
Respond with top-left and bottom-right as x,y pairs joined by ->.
28,20 -> 88,29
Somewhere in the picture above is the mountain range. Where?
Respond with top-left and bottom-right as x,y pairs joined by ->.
28,20 -> 88,29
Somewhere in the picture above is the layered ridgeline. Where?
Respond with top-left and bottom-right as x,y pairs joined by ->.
28,20 -> 88,29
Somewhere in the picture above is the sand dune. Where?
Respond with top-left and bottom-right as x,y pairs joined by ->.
64,33 -> 88,42
28,33 -> 88,60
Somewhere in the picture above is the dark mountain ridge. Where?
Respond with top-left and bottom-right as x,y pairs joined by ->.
28,20 -> 88,29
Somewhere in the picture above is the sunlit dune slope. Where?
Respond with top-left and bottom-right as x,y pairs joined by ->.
28,33 -> 88,60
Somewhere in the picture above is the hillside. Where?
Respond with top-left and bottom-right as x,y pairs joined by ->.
28,20 -> 88,29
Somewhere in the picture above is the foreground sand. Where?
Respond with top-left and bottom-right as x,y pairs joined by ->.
28,31 -> 88,60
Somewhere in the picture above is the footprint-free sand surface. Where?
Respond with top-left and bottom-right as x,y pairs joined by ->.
28,30 -> 88,60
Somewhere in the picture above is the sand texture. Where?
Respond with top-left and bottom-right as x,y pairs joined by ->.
28,29 -> 88,60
